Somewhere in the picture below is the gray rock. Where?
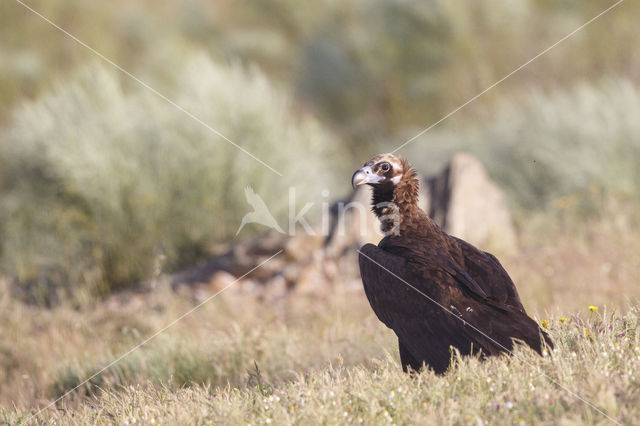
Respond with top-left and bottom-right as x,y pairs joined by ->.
425,152 -> 517,254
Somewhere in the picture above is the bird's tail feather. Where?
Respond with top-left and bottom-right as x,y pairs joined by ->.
467,305 -> 553,356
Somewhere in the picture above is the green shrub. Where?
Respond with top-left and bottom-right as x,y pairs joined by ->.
405,79 -> 640,211
0,55 -> 346,302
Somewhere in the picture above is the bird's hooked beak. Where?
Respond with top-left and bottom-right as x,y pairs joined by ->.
351,165 -> 385,189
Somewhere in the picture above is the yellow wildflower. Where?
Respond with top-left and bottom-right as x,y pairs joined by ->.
541,320 -> 548,329
588,305 -> 597,312
584,328 -> 591,338
559,317 -> 567,323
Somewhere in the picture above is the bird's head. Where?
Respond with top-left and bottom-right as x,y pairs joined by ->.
351,153 -> 406,190
352,153 -> 420,232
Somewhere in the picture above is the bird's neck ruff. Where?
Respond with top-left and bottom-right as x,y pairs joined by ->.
371,158 -> 426,236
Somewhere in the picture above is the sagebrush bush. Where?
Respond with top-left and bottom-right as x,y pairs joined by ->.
0,55 -> 347,301
406,79 -> 640,211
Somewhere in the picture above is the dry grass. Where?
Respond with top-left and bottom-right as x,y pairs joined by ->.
5,307 -> 640,425
506,199 -> 640,314
1,207 -> 639,425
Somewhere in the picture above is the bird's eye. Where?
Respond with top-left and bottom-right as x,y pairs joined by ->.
380,162 -> 391,172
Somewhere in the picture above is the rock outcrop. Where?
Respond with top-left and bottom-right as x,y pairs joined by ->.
425,153 -> 517,254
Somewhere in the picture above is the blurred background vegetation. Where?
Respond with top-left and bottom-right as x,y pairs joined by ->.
1,0 -> 639,303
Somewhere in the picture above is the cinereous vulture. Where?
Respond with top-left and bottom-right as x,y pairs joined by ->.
352,153 -> 553,374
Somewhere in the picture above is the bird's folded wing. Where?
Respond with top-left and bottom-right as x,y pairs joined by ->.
358,243 -> 551,369
438,255 -> 488,300
451,236 -> 525,311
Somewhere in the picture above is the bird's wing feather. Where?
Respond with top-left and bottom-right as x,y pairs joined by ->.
378,236 -> 488,300
451,237 -> 525,311
438,254 -> 488,300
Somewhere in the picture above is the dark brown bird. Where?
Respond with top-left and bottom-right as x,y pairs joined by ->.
352,153 -> 553,374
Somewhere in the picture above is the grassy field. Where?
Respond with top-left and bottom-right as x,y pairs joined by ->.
1,209 -> 639,425
9,309 -> 640,425
2,1 -> 640,424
